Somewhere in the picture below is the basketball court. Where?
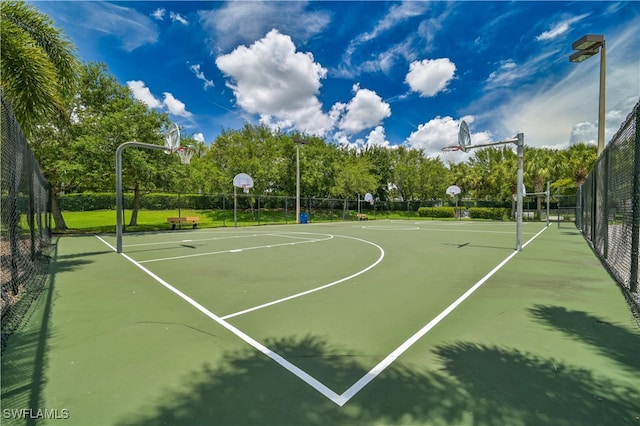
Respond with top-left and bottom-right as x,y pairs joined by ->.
1,220 -> 638,425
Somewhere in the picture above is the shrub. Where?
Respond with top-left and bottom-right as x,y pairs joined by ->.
417,207 -> 455,218
58,193 -> 115,211
468,207 -> 510,220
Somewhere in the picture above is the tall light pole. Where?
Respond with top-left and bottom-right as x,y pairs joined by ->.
570,34 -> 606,156
293,136 -> 308,223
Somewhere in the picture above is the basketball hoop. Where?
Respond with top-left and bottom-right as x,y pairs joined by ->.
364,192 -> 374,205
242,184 -> 250,194
176,147 -> 193,165
441,145 -> 463,152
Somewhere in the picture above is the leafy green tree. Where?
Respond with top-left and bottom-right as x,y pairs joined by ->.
1,0 -> 80,137
417,156 -> 450,201
561,143 -> 597,187
463,147 -> 516,202
390,146 -> 423,201
524,147 -> 561,217
31,63 -> 175,228
331,150 -> 378,216
361,145 -> 394,201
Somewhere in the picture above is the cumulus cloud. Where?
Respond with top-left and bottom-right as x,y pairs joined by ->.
127,80 -> 162,108
365,126 -> 391,148
127,80 -> 192,118
406,116 -> 491,158
336,84 -> 391,134
162,92 -> 192,118
216,29 -> 333,135
405,58 -> 456,97
193,133 -> 205,143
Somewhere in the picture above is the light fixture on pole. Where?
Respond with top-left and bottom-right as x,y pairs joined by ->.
570,34 -> 606,156
293,135 -> 308,224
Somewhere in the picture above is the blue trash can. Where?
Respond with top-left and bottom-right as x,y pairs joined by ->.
300,212 -> 308,224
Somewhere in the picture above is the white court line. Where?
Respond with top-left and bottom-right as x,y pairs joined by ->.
94,235 -> 342,403
95,224 -> 549,407
221,235 -> 385,320
123,233 -> 264,248
138,234 -> 333,264
337,224 -> 550,404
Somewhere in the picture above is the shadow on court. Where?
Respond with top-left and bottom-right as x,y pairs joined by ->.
115,329 -> 639,425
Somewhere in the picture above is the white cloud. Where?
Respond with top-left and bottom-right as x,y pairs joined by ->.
200,2 -> 330,52
337,84 -> 391,134
170,11 -> 188,25
336,1 -> 433,78
365,126 -> 391,149
536,14 -> 590,41
127,80 -> 162,108
127,80 -> 193,118
216,29 -> 333,135
569,121 -> 596,146
162,93 -> 192,118
357,1 -> 430,44
193,133 -> 205,143
406,116 -> 492,159
405,58 -> 456,97
71,2 -> 158,52
189,64 -> 214,90
151,8 -> 165,20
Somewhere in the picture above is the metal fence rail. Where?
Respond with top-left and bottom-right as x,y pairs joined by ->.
1,92 -> 52,352
579,99 -> 639,316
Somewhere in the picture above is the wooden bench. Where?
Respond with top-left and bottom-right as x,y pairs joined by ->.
167,217 -> 200,229
357,213 -> 368,221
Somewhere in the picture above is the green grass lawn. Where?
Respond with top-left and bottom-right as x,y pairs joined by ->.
57,208 -> 395,233
55,208 -> 504,234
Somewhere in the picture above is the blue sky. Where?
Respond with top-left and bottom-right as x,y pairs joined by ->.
31,1 -> 639,158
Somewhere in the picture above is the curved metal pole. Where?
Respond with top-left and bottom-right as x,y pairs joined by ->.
116,141 -> 167,253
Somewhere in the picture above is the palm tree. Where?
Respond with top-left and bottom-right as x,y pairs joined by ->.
1,0 -> 80,137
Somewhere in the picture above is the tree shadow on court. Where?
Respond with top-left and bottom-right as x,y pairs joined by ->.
529,305 -> 640,372
116,333 -> 639,426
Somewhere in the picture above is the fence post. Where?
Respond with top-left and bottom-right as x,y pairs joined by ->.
631,108 -> 640,293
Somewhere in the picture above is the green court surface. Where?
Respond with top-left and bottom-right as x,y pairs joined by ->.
1,220 -> 638,425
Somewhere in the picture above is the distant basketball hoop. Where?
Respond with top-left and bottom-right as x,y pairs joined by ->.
233,173 -> 254,227
364,192 -> 374,205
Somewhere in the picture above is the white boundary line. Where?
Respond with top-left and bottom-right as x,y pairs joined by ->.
94,224 -> 549,407
138,234 -> 334,264
221,235 -> 385,319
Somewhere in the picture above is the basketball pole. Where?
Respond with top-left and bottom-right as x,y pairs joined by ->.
447,126 -> 524,251
515,133 -> 524,251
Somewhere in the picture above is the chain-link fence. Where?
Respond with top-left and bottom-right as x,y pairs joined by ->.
1,92 -> 53,352
578,99 -> 639,317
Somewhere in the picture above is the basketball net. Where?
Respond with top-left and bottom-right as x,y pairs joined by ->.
242,184 -> 250,194
176,147 -> 193,165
